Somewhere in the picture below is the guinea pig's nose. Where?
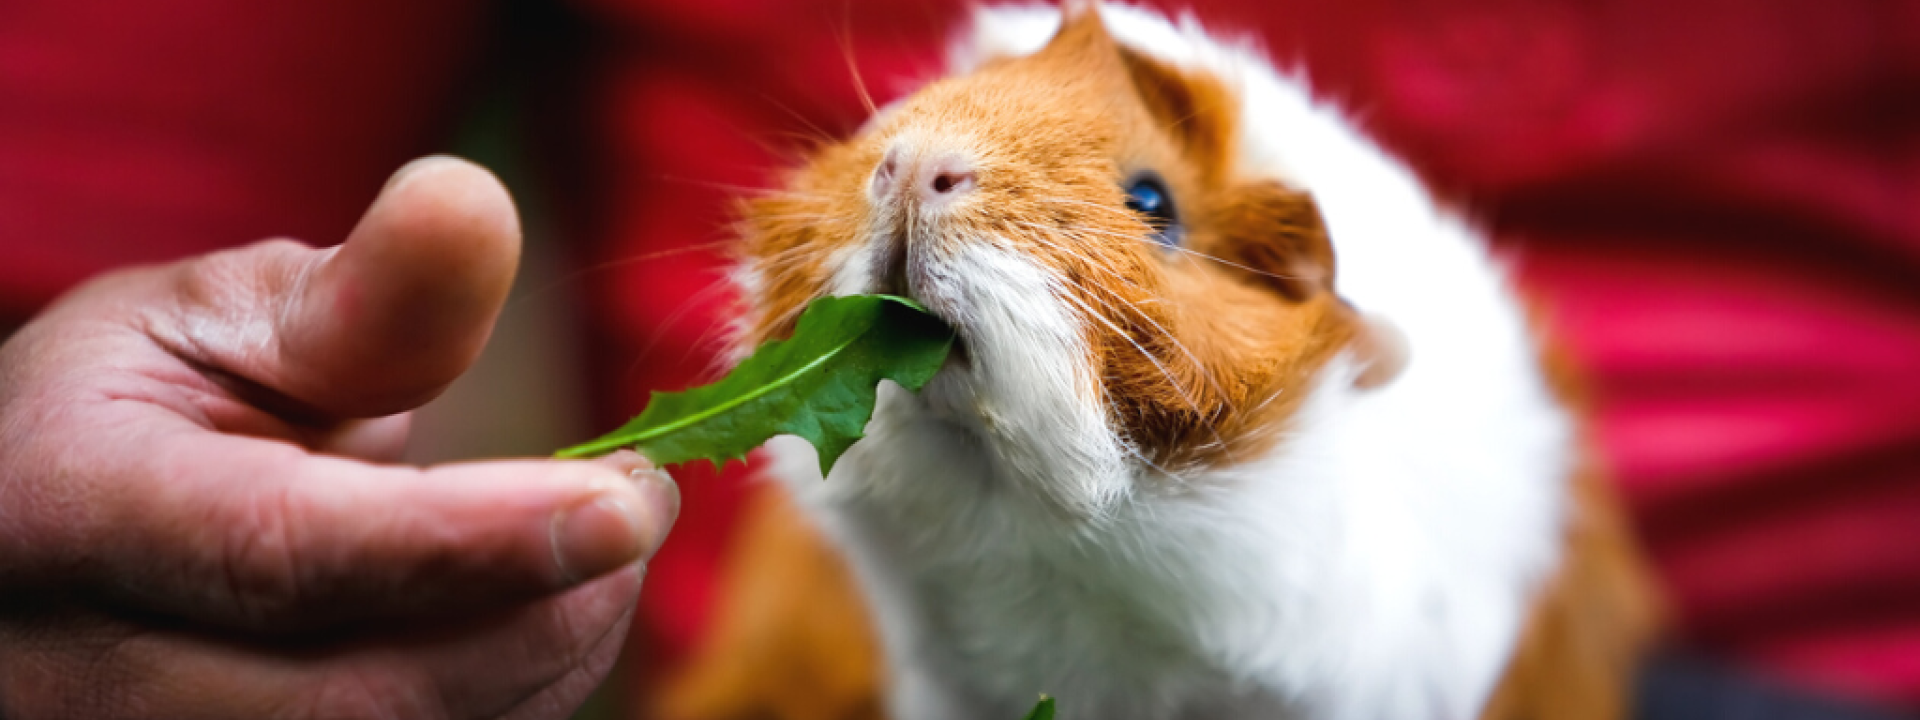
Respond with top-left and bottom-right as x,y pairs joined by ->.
916,155 -> 977,207
870,146 -> 905,201
870,144 -> 977,209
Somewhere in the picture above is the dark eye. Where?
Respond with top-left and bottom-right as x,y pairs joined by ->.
1124,174 -> 1182,247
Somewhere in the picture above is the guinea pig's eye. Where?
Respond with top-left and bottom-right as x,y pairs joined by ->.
1124,174 -> 1183,247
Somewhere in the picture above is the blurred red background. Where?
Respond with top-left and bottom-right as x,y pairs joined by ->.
3,0 -> 1917,713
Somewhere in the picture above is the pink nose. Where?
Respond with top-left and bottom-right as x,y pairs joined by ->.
871,146 -> 977,207
919,156 -> 977,201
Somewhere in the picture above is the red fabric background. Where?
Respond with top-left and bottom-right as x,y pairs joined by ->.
0,0 -> 486,310
3,0 -> 1918,708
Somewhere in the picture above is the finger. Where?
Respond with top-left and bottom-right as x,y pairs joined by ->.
279,156 -> 522,416
157,156 -> 521,420
333,568 -> 642,720
309,414 -> 412,462
497,602 -> 637,720
450,577 -> 639,720
64,407 -> 677,632
0,567 -> 643,720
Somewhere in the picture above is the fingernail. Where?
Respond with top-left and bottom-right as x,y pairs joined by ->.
550,481 -> 649,585
595,449 -> 653,476
631,467 -> 680,554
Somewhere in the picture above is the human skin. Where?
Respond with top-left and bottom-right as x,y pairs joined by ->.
0,157 -> 678,719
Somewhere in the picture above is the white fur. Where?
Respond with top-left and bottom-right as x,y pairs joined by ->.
752,5 -> 1574,719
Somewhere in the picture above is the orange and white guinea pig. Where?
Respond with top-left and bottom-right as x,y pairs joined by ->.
663,4 -> 1658,720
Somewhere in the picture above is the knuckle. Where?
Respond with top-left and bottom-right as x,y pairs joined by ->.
215,482 -> 312,626
170,246 -> 262,319
179,238 -> 308,294
154,238 -> 311,365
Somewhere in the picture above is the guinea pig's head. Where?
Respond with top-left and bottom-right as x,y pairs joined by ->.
736,9 -> 1362,516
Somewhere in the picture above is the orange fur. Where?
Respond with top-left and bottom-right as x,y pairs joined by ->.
656,486 -> 885,720
668,9 -> 1657,720
662,472 -> 1657,720
1479,466 -> 1661,720
1478,330 -> 1663,720
740,11 -> 1355,472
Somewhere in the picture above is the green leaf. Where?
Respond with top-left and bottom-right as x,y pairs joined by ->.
1022,696 -> 1056,720
555,294 -> 954,476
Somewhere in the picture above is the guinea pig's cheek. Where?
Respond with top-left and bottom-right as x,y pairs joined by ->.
945,333 -> 973,372
940,249 -> 1083,391
913,371 -> 976,427
825,239 -> 885,297
874,242 -> 1132,514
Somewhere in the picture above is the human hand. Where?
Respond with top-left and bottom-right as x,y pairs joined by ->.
0,157 -> 678,719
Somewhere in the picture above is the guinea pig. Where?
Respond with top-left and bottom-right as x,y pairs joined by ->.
662,4 -> 1658,720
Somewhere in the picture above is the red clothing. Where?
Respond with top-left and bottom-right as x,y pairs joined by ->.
0,0 -> 487,312
5,0 -> 1919,708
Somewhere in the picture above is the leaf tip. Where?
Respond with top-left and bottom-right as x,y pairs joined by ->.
1022,695 -> 1056,720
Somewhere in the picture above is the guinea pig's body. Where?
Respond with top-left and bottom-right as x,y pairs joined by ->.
665,5 -> 1655,720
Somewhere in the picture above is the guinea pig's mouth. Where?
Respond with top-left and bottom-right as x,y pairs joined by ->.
875,237 -> 975,374
872,238 -> 973,372
874,238 -> 912,298
946,332 -> 973,371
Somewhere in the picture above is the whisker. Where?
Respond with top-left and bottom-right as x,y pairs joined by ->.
753,92 -> 843,150
650,174 -> 839,204
1005,221 -> 1241,463
1243,385 -> 1289,417
1007,221 -> 1146,287
636,271 -> 739,368
750,213 -> 845,224
618,272 -> 734,388
833,1 -> 879,116
1089,287 -> 1239,433
1012,203 -> 1322,285
1161,243 -> 1319,283
1051,287 -> 1232,465
504,240 -> 736,316
1072,287 -> 1236,438
677,292 -> 755,374
755,286 -> 823,342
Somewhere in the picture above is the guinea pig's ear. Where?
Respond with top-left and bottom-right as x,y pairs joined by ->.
1117,47 -> 1233,180
1036,1 -> 1119,64
1060,0 -> 1103,19
1209,182 -> 1336,301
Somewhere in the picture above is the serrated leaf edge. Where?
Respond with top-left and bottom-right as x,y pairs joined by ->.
553,294 -> 942,463
553,330 -> 863,460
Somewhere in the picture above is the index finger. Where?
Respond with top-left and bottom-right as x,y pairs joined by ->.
54,412 -> 677,634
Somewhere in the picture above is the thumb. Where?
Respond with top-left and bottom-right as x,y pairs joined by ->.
169,157 -> 522,419
280,156 -> 521,417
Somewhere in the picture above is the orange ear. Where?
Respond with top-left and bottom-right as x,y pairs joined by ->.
1118,47 -> 1234,175
1033,1 -> 1121,68
1060,0 -> 1100,17
1208,182 -> 1336,301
